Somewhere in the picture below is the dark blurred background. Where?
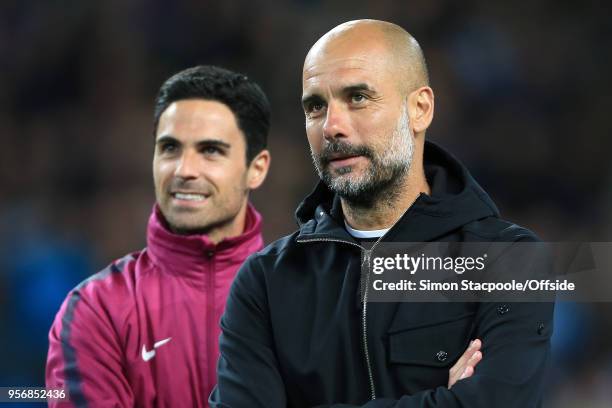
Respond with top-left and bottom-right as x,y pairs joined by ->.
0,0 -> 610,406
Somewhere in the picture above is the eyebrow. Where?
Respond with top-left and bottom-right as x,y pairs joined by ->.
343,83 -> 375,94
301,82 -> 376,107
155,135 -> 231,150
155,135 -> 178,146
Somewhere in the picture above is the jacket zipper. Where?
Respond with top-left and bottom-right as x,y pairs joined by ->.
296,236 -> 384,401
362,235 -> 386,400
206,250 -> 216,397
360,248 -> 377,400
296,195 -> 420,400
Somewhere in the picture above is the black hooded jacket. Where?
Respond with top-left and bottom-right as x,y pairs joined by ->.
211,142 -> 554,407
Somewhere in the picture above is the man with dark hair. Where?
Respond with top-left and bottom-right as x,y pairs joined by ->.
46,65 -> 271,407
211,20 -> 553,407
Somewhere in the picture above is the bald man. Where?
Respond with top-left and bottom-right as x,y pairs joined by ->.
211,20 -> 553,407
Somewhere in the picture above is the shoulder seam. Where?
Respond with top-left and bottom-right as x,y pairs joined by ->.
73,253 -> 136,292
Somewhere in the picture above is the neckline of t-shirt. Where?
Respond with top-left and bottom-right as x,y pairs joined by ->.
344,219 -> 390,239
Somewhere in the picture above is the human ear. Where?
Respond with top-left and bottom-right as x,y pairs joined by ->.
408,86 -> 434,135
246,149 -> 271,190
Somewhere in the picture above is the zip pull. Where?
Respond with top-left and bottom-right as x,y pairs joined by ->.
362,249 -> 372,268
359,249 -> 372,304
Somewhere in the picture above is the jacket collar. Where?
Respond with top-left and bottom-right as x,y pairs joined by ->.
295,141 -> 499,243
147,202 -> 263,274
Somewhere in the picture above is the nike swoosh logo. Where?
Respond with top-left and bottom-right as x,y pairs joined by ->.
141,337 -> 172,362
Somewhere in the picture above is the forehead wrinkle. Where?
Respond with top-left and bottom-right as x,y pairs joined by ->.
302,76 -> 377,103
303,63 -> 387,103
303,57 -> 370,81
304,46 -> 393,88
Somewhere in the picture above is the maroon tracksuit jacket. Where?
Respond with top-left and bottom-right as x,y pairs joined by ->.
46,204 -> 263,407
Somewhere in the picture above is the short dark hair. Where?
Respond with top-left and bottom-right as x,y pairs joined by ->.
153,65 -> 270,163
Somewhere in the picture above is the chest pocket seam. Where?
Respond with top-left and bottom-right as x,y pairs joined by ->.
388,314 -> 475,368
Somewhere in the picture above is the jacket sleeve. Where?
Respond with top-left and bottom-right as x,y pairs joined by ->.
211,251 -> 554,408
46,287 -> 134,407
209,256 -> 288,407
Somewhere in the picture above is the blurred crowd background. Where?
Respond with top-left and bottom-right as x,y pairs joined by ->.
0,0 -> 610,406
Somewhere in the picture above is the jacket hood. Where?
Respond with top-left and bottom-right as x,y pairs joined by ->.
295,141 -> 499,242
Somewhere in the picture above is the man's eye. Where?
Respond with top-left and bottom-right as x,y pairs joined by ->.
308,102 -> 324,113
304,99 -> 326,117
160,143 -> 177,153
203,146 -> 221,155
351,93 -> 366,103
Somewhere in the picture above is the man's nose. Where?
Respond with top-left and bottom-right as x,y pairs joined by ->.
322,102 -> 349,141
174,150 -> 199,179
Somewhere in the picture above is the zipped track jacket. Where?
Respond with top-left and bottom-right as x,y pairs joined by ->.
47,204 -> 264,407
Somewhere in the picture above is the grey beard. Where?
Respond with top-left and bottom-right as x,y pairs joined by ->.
310,105 -> 414,208
319,156 -> 408,207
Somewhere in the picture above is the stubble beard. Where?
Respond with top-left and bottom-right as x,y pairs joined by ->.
156,178 -> 249,236
311,105 -> 414,208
